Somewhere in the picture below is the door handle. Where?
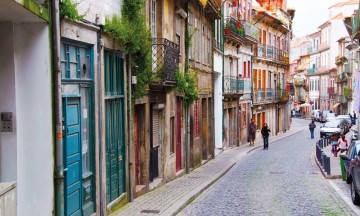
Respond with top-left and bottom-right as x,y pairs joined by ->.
119,155 -> 123,161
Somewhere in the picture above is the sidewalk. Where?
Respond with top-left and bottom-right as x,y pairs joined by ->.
111,125 -> 305,216
314,126 -> 355,179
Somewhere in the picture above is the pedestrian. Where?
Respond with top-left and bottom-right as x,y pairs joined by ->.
308,120 -> 316,139
354,111 -> 357,124
261,123 -> 271,149
248,119 -> 257,146
335,135 -> 348,157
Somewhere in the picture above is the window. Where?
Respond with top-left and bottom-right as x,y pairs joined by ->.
242,104 -> 247,127
188,12 -> 193,59
208,26 -> 211,65
248,60 -> 251,78
151,0 -> 157,38
194,100 -> 200,137
243,61 -> 246,77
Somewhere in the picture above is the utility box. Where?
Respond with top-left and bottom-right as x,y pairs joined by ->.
1,112 -> 13,132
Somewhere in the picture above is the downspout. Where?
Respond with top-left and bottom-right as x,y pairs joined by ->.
184,2 -> 190,174
97,30 -> 105,216
127,55 -> 134,201
221,0 -> 226,145
52,0 -> 64,215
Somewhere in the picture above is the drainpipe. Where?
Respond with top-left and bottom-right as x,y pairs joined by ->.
184,2 -> 190,174
127,55 -> 134,201
97,30 -> 105,216
51,0 -> 64,215
221,0 -> 226,145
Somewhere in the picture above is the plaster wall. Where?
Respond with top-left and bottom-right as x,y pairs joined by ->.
0,22 -> 17,182
14,23 -> 53,216
214,56 -> 223,148
330,19 -> 348,69
77,0 -> 122,25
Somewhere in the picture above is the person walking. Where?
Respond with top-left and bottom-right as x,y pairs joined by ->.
248,119 -> 257,146
354,111 -> 357,125
261,123 -> 271,149
309,120 -> 316,139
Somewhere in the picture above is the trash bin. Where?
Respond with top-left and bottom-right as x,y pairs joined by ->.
340,155 -> 347,181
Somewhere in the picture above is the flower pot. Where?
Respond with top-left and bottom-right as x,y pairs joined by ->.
233,1 -> 237,6
225,28 -> 231,34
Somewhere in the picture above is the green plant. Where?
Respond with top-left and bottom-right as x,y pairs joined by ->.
344,87 -> 352,99
104,0 -> 153,100
175,68 -> 199,106
59,0 -> 87,21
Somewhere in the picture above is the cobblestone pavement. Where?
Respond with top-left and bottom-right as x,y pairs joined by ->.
111,120 -> 305,216
179,119 -> 356,216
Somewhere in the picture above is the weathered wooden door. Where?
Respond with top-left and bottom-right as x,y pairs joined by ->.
104,50 -> 126,203
176,98 -> 182,171
63,97 -> 82,216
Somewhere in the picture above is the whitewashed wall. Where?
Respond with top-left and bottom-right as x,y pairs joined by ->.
14,23 -> 53,216
214,51 -> 223,149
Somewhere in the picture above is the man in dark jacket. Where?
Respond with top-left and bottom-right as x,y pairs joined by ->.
261,123 -> 271,149
309,120 -> 316,139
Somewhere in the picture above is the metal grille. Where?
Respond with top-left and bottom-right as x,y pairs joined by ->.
152,38 -> 180,82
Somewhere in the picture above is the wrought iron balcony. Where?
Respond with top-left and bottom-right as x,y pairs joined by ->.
307,46 -> 318,54
223,76 -> 251,95
224,17 -> 245,46
151,38 -> 180,84
327,87 -> 337,95
253,88 -> 265,103
266,88 -> 274,101
307,68 -> 317,75
344,63 -> 350,74
243,20 -> 259,43
254,43 -> 289,64
338,95 -> 346,104
352,10 -> 360,39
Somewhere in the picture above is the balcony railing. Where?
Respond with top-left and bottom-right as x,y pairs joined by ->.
338,95 -> 346,103
254,43 -> 289,64
152,38 -> 180,83
223,76 -> 251,94
224,17 -> 245,45
266,88 -> 273,101
243,20 -> 259,43
307,68 -> 317,75
327,87 -> 337,94
307,46 -> 318,54
344,63 -> 350,74
352,10 -> 360,39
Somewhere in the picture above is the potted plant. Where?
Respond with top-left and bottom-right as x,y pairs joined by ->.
344,87 -> 352,100
233,0 -> 237,7
225,22 -> 231,34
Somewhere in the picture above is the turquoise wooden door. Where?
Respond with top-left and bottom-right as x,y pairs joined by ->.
63,97 -> 82,216
104,50 -> 126,203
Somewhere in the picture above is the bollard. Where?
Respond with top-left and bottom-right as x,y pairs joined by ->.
321,152 -> 325,166
324,156 -> 331,175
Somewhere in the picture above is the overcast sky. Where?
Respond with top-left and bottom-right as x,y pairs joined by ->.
288,0 -> 343,37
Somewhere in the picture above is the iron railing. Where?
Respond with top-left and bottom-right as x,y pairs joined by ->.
307,68 -> 317,75
254,43 -> 289,64
352,10 -> 360,39
242,20 -> 259,42
266,88 -> 273,101
152,38 -> 180,82
224,16 -> 245,42
223,76 -> 251,94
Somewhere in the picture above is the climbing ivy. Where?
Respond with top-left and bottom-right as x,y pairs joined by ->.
104,0 -> 153,100
59,0 -> 87,21
175,68 -> 199,106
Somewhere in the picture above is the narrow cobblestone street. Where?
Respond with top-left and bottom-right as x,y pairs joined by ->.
179,119 -> 357,215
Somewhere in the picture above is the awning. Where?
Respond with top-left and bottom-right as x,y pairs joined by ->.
298,103 -> 311,107
333,103 -> 341,108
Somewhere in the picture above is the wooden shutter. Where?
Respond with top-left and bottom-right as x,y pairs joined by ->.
152,110 -> 159,147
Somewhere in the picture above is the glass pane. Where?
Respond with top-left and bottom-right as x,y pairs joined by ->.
70,63 -> 77,79
60,44 -> 67,79
81,87 -> 91,173
80,48 -> 90,79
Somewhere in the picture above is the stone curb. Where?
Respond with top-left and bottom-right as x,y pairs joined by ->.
312,152 -> 342,179
163,161 -> 236,216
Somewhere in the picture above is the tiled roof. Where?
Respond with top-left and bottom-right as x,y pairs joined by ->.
331,13 -> 345,20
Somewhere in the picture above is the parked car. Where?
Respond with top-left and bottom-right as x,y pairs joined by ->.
320,119 -> 348,138
325,113 -> 336,122
342,140 -> 360,184
346,149 -> 360,205
337,115 -> 352,129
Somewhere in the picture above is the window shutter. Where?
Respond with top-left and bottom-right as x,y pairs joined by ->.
152,110 -> 159,147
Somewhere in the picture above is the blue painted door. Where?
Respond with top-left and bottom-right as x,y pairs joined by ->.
63,97 -> 82,216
